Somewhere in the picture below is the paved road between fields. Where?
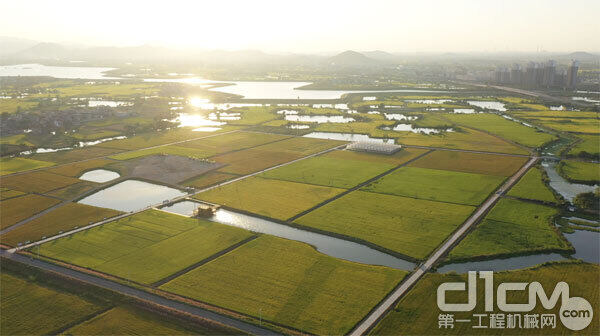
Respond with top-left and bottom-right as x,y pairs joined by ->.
0,249 -> 279,335
348,156 -> 538,336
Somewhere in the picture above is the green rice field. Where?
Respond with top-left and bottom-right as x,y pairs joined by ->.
197,177 -> 344,220
2,203 -> 122,247
295,191 -> 475,260
362,166 -> 504,206
260,148 -> 427,188
0,272 -> 103,335
0,194 -> 61,231
558,159 -> 600,184
37,210 -> 254,284
448,198 -> 570,261
408,150 -> 527,176
507,166 -> 557,202
0,157 -> 55,175
445,113 -> 556,148
161,235 -> 407,335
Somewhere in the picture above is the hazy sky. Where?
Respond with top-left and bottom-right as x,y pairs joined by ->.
2,0 -> 598,53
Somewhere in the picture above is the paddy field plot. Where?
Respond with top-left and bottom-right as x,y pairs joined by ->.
160,235 -> 407,335
0,98 -> 37,114
294,191 -> 475,260
178,130 -> 290,154
512,109 -> 598,118
34,81 -> 160,98
2,203 -> 121,247
63,306 -> 208,335
260,148 -> 427,189
0,171 -> 80,193
225,106 -> 279,125
448,198 -> 569,261
444,113 -> 556,148
0,272 -> 104,336
526,116 -> 600,134
213,137 -> 342,175
196,177 -> 343,220
568,134 -> 600,157
96,128 -> 235,151
0,157 -> 55,175
0,188 -> 25,200
109,144 -> 215,160
362,166 -> 504,206
558,159 -> 600,184
37,210 -> 254,284
372,262 -> 600,335
213,149 -> 300,175
408,150 -> 528,176
45,181 -> 97,200
46,158 -> 115,177
507,166 -> 557,202
0,194 -> 61,230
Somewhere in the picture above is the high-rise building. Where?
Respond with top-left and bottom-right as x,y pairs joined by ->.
566,60 -> 579,89
534,62 -> 544,87
542,60 -> 556,87
524,62 -> 537,88
555,69 -> 567,87
510,63 -> 522,85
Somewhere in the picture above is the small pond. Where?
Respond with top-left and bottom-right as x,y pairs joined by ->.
453,108 -> 476,114
467,101 -> 507,112
285,115 -> 355,123
79,169 -> 120,183
288,124 -> 310,129
173,113 -> 226,128
384,113 -> 419,121
304,132 -> 395,144
390,124 -> 454,134
78,179 -> 187,212
406,99 -> 453,104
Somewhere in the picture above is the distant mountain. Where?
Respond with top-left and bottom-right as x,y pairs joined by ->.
0,36 -> 39,55
13,42 -> 70,59
564,51 -> 599,62
328,50 -> 379,67
2,42 -> 284,65
363,50 -> 398,62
